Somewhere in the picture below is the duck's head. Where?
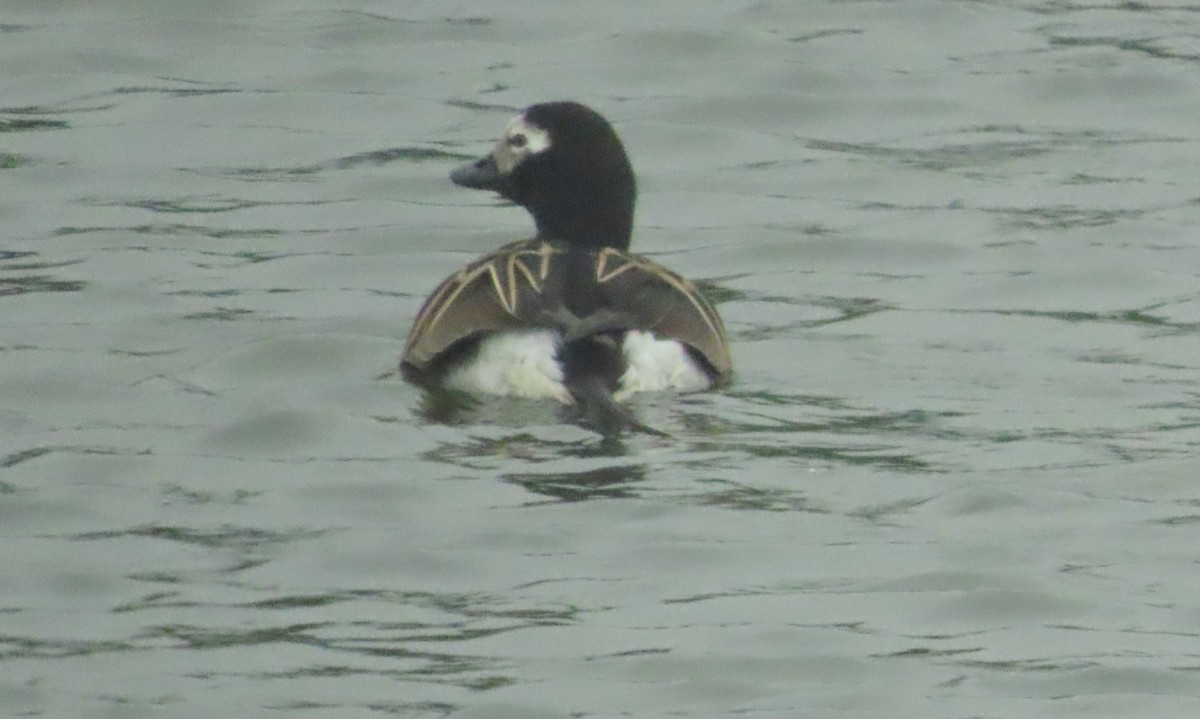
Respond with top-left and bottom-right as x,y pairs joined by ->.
451,101 -> 637,250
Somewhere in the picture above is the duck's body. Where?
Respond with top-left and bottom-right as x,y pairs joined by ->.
401,102 -> 731,432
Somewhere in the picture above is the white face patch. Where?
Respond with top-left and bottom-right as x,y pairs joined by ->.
491,115 -> 551,175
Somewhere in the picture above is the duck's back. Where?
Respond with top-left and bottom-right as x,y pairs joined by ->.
400,239 -> 730,401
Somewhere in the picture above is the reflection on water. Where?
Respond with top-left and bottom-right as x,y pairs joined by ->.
0,272 -> 87,297
3,1 -> 1200,718
1,251 -> 87,296
505,463 -> 645,502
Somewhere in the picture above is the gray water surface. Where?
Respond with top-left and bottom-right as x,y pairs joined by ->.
3,1 -> 1200,717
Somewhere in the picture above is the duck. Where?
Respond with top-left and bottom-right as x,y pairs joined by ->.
401,101 -> 732,434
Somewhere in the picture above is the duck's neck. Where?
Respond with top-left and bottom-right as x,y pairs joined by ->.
532,204 -> 633,251
529,177 -> 635,250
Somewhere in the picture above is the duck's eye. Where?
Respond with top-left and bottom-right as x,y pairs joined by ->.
508,133 -> 528,149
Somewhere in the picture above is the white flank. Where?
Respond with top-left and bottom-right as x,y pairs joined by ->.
616,330 -> 711,400
444,330 -> 573,404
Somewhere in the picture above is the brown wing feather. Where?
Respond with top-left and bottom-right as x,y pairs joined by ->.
593,248 -> 733,379
402,240 -> 555,369
402,240 -> 732,380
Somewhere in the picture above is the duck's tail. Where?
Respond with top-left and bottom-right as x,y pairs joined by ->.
567,374 -> 669,438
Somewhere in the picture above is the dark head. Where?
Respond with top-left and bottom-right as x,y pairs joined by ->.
450,102 -> 637,251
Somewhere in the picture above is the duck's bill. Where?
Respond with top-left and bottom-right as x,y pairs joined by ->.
450,154 -> 502,190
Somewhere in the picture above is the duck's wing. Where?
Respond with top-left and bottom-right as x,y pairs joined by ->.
402,241 -> 733,382
592,248 -> 733,380
401,240 -> 560,369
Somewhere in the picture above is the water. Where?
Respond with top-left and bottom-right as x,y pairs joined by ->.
3,1 -> 1200,717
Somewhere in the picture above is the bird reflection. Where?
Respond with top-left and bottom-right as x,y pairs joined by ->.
504,462 -> 645,502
